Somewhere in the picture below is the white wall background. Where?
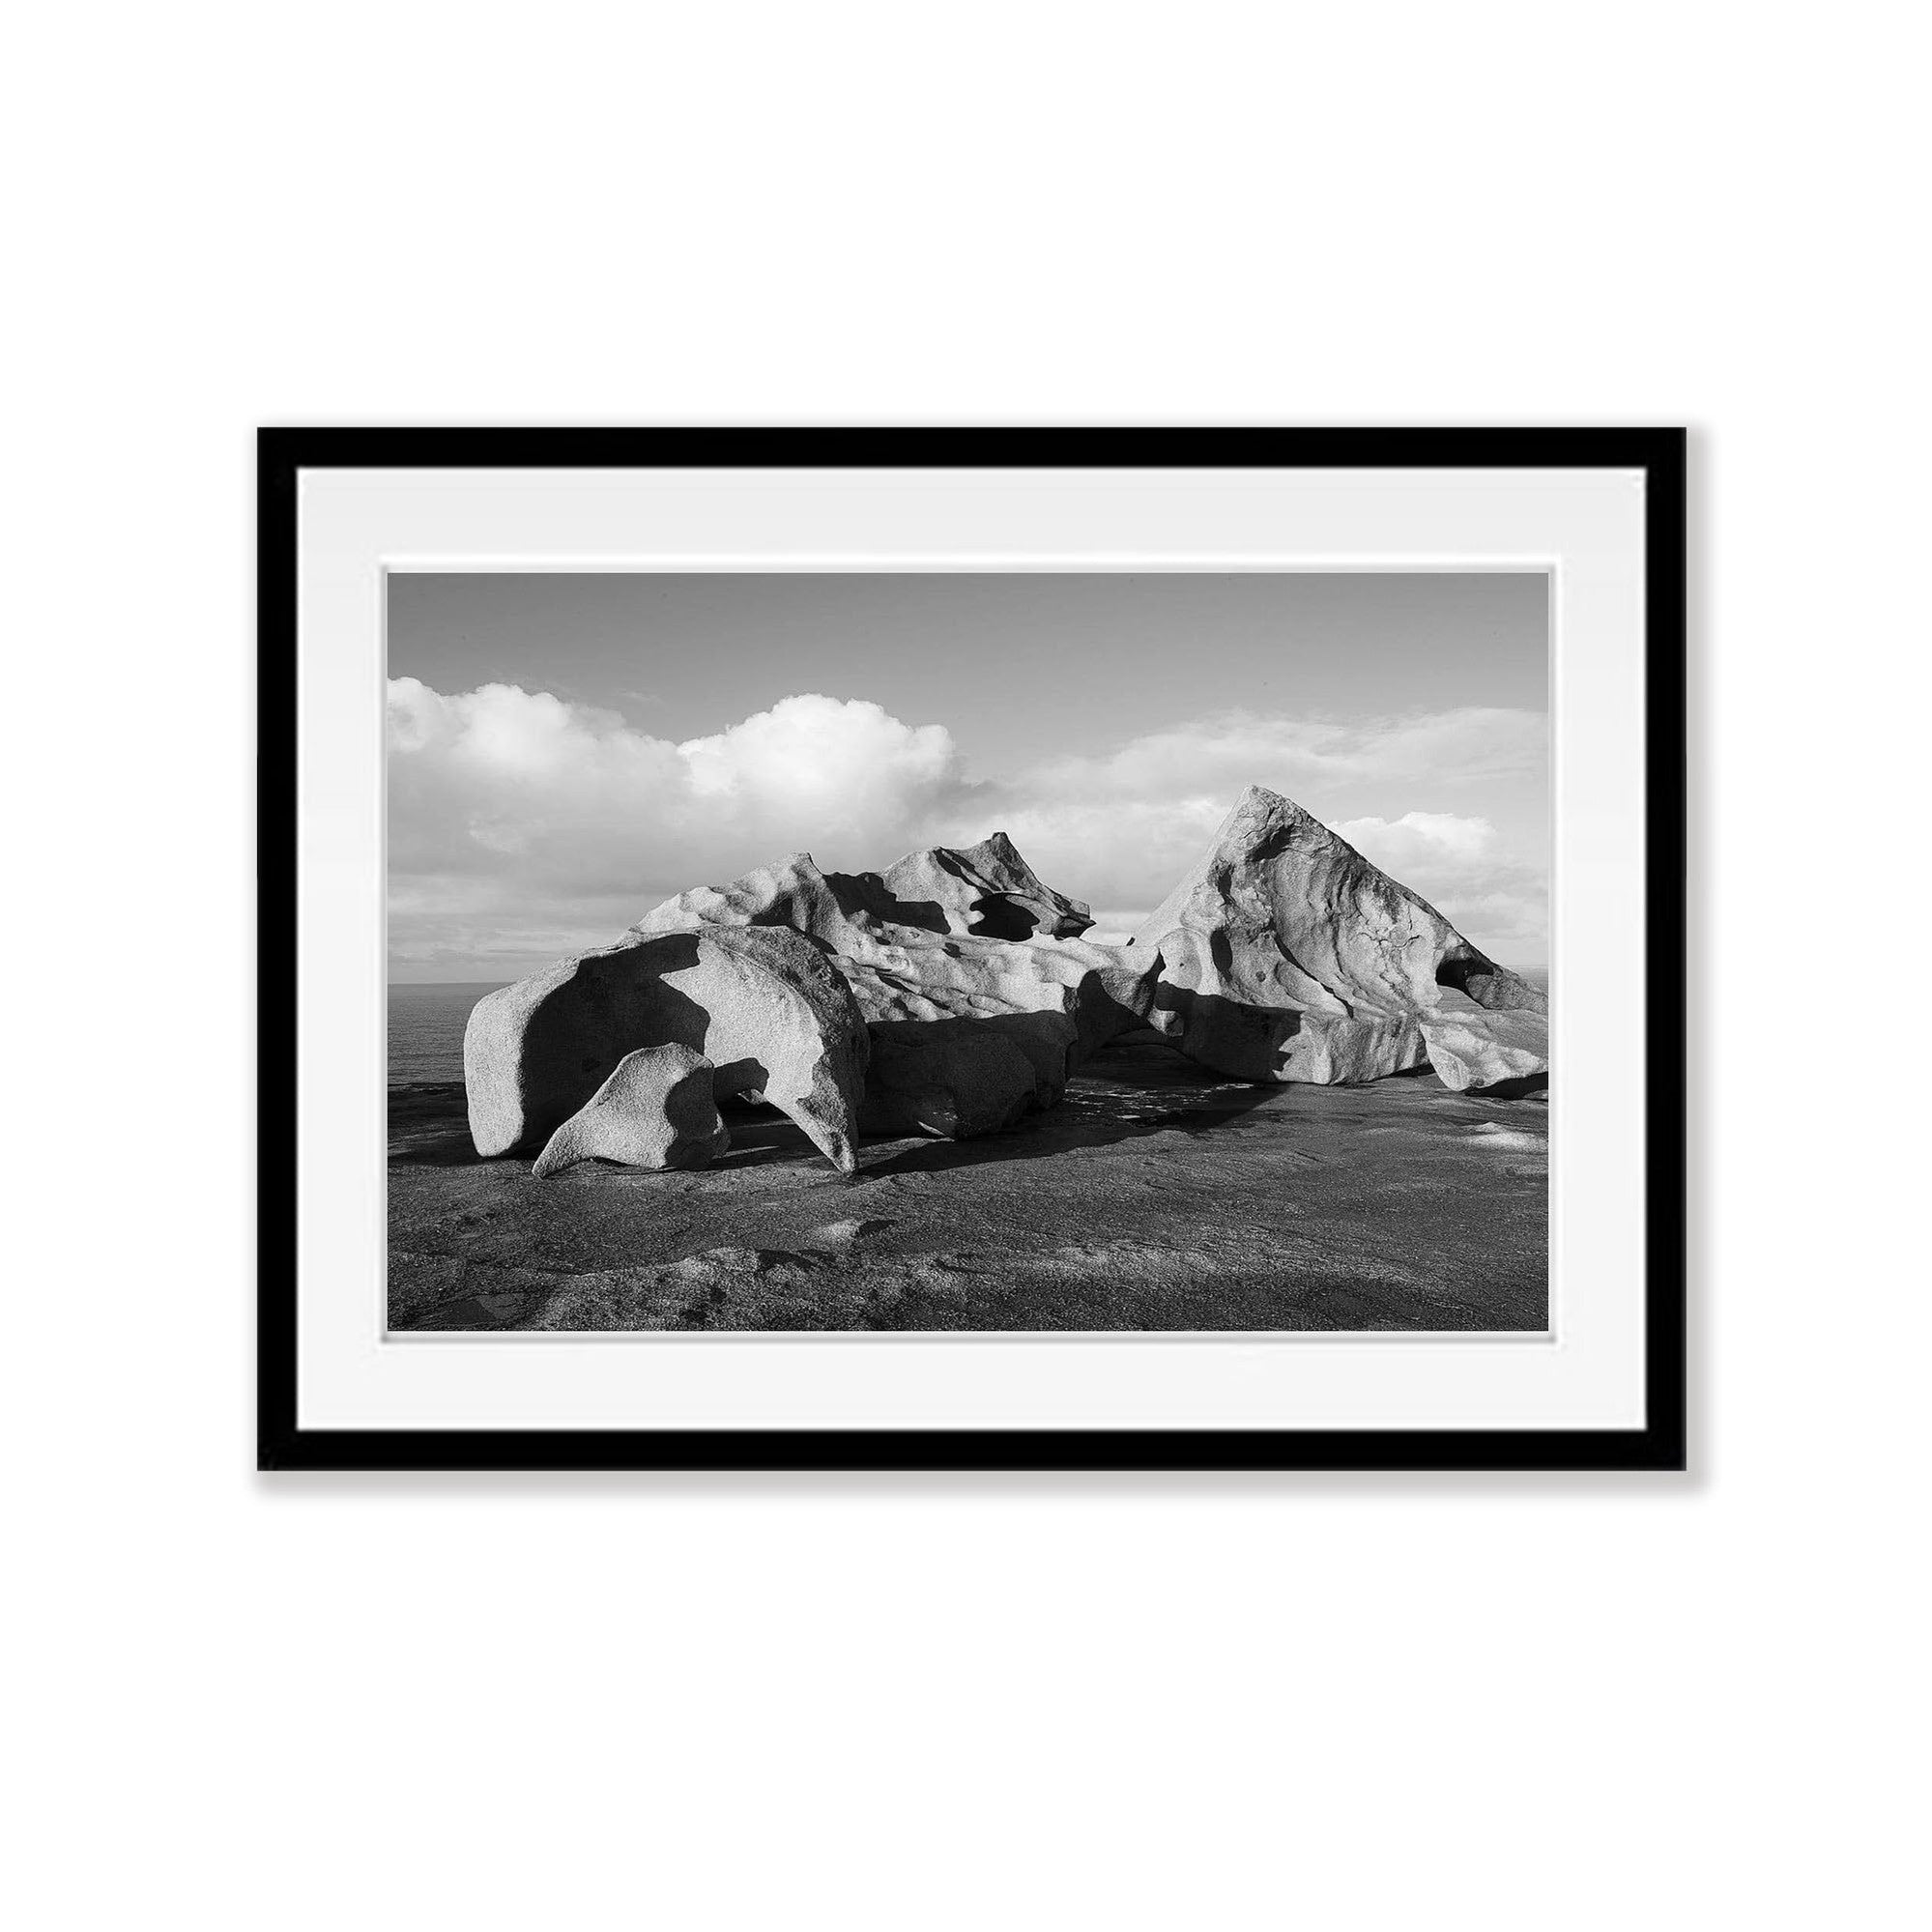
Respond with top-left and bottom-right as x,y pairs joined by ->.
6,5 -> 1924,1928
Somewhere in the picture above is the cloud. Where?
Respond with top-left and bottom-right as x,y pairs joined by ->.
388,677 -> 985,882
387,680 -> 1547,974
677,694 -> 966,827
1333,810 -> 1496,866
1011,707 -> 1546,803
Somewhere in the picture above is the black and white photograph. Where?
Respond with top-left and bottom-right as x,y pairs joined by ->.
388,569 -> 1552,1335
21,13 -> 1932,1931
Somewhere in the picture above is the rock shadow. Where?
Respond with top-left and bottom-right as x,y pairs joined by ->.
966,894 -> 1040,940
391,1048 -> 1541,1180
824,867 -> 949,936
1466,1071 -> 1549,1101
849,1065 -> 1284,1180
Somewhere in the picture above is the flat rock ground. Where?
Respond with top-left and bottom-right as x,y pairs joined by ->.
389,1038 -> 1547,1332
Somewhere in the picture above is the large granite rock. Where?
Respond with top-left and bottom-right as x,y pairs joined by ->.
631,846 -> 1157,1082
532,1044 -> 732,1178
1133,785 -> 1547,1090
465,923 -> 868,1170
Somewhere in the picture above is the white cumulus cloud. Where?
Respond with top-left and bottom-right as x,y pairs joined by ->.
386,680 -> 991,968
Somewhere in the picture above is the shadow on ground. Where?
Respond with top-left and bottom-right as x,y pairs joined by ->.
388,1038 -> 1549,1335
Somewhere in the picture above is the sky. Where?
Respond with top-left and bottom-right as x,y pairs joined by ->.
387,572 -> 1549,981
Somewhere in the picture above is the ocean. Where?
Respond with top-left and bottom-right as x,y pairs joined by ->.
388,982 -> 506,1086
389,966 -> 1550,1090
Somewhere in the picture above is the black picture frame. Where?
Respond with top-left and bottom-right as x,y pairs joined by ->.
259,427 -> 1687,1474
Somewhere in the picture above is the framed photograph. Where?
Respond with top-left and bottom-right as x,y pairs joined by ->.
260,428 -> 1685,1471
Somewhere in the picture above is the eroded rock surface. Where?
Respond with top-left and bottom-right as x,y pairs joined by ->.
632,849 -> 1149,1041
532,1043 -> 731,1178
465,923 -> 868,1170
1419,1007 -> 1550,1094
1134,785 -> 1547,1090
881,831 -> 1095,940
630,844 -> 1156,1133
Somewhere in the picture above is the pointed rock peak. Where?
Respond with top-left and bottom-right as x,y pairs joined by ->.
1215,784 -> 1330,843
1156,788 -> 1346,897
966,830 -> 1022,863
1132,775 -> 1547,1085
883,832 -> 1093,941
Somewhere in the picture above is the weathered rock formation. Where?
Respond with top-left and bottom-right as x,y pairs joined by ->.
465,923 -> 868,1170
1416,1008 -> 1550,1095
629,842 -> 1157,1136
1133,786 -> 1547,1091
880,830 -> 1095,940
630,848 -> 1150,1051
463,802 -> 1546,1172
531,1044 -> 732,1178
